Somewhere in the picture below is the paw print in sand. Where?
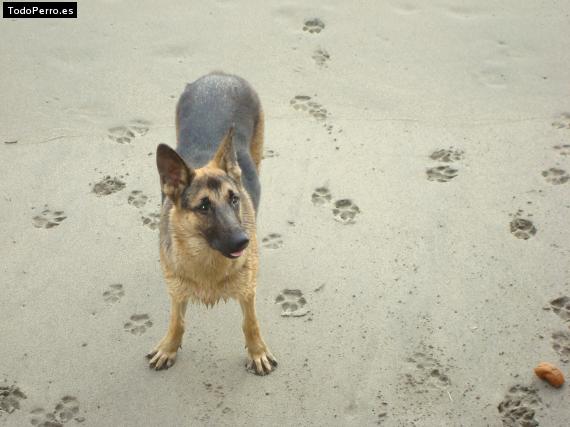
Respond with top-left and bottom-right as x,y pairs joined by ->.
108,119 -> 150,144
0,384 -> 26,414
275,289 -> 309,317
303,18 -> 325,34
124,314 -> 153,335
92,176 -> 126,196
510,217 -> 537,240
290,96 -> 328,121
332,199 -> 360,224
141,211 -> 160,230
498,385 -> 541,427
262,233 -> 283,249
553,144 -> 570,156
103,284 -> 124,303
312,48 -> 330,67
29,396 -> 82,426
542,168 -> 569,185
548,296 -> 570,324
263,149 -> 279,159
128,190 -> 148,208
311,187 -> 332,206
429,148 -> 464,163
32,208 -> 66,229
426,165 -> 458,182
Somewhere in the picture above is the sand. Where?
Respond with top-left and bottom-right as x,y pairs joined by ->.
1,0 -> 570,425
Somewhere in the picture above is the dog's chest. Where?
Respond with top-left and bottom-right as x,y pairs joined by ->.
162,238 -> 253,305
170,261 -> 249,305
185,277 -> 236,305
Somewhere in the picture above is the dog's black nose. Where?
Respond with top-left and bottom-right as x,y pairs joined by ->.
212,230 -> 250,258
230,233 -> 249,253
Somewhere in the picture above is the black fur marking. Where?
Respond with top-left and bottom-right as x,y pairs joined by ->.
180,175 -> 238,210
206,176 -> 222,192
180,186 -> 193,210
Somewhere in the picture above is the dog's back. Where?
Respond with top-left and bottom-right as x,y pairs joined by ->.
175,72 -> 264,211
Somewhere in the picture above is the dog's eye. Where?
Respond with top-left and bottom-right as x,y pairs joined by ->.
230,193 -> 240,207
197,198 -> 211,213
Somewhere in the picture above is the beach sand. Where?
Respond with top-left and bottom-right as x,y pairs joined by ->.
1,0 -> 569,425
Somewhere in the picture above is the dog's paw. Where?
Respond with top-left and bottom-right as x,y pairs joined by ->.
146,342 -> 178,370
245,348 -> 278,376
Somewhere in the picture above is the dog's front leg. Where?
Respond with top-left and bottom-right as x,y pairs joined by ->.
147,292 -> 189,370
239,293 -> 277,375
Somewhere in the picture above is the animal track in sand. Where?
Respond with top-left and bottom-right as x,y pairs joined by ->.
262,233 -> 283,249
552,113 -> 570,130
426,165 -> 458,182
263,149 -> 279,159
404,352 -> 450,390
0,384 -> 26,415
129,194 -> 159,230
311,188 -> 361,224
302,18 -> 325,34
429,148 -> 464,163
30,395 -> 83,426
275,289 -> 309,317
108,119 -> 150,144
548,296 -> 570,325
552,331 -> 570,363
374,390 -> 390,425
32,208 -> 66,229
312,48 -> 330,67
141,211 -> 160,230
103,284 -> 124,303
92,176 -> 126,196
124,314 -> 153,335
332,199 -> 360,225
509,215 -> 536,240
128,190 -> 148,208
541,168 -> 569,185
553,144 -> 570,156
311,187 -> 332,206
498,385 -> 541,427
290,95 -> 328,121
396,345 -> 452,413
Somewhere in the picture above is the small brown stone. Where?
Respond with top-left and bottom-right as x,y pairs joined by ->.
534,362 -> 565,388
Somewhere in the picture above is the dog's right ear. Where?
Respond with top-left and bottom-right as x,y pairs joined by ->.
156,144 -> 194,202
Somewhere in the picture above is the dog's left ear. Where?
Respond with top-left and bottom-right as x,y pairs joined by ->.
211,127 -> 241,181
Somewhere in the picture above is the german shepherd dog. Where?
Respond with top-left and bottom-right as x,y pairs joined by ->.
147,72 -> 277,375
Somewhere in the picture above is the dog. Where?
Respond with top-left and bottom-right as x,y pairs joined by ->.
147,72 -> 277,375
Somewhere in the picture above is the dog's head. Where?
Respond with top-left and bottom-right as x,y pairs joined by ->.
156,128 -> 250,259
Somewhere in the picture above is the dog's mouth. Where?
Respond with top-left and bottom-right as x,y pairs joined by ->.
216,244 -> 248,259
228,249 -> 245,258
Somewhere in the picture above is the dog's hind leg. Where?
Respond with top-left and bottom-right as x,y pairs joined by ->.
147,292 -> 189,370
239,292 -> 277,375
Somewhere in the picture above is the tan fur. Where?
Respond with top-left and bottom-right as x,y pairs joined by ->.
250,110 -> 264,172
161,167 -> 257,305
148,152 -> 275,374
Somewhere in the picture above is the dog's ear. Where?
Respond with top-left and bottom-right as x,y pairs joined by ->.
156,144 -> 194,202
211,127 -> 241,181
